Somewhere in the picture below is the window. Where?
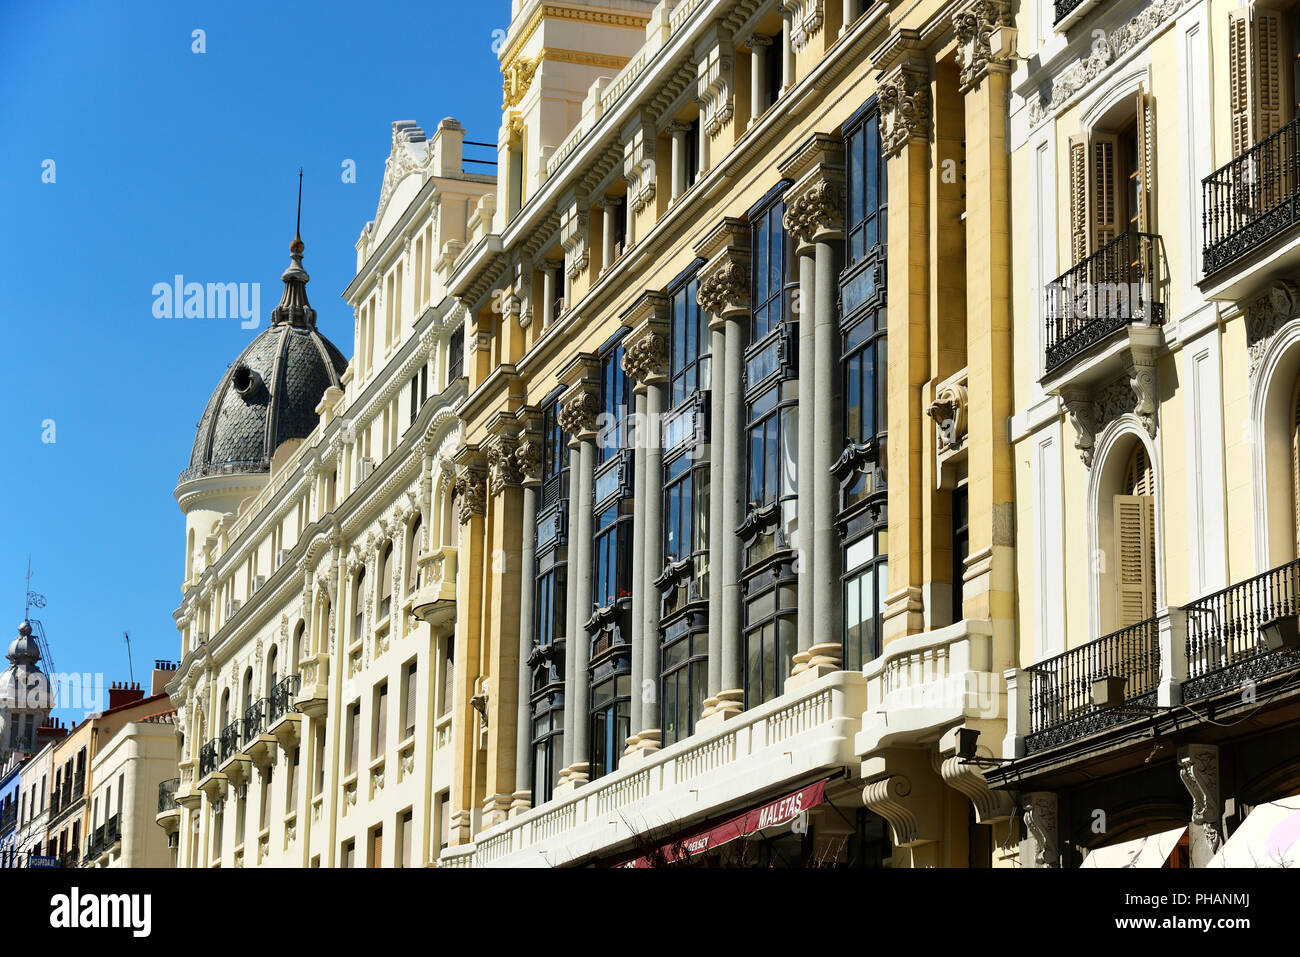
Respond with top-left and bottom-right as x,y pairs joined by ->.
408,362 -> 429,426
589,669 -> 630,782
660,622 -> 707,745
440,635 -> 455,717
369,825 -> 383,868
314,725 -> 326,795
342,839 -> 355,868
447,325 -> 464,383
1066,89 -> 1154,265
398,809 -> 413,868
378,544 -> 394,621
403,660 -> 418,739
952,485 -> 970,620
286,747 -> 299,814
373,682 -> 389,755
352,568 -> 366,643
1114,444 -> 1156,627
437,791 -> 450,852
534,399 -> 570,661
839,98 -> 890,671
346,702 -> 361,776
744,570 -> 798,705
668,273 -> 710,408
406,517 -> 422,594
531,692 -> 564,807
684,117 -> 700,191
1228,7 -> 1299,159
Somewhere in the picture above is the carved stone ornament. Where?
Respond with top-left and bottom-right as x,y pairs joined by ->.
557,389 -> 600,438
1060,390 -> 1099,466
454,468 -> 486,524
1027,0 -> 1191,125
782,180 -> 843,246
1247,279 -> 1299,377
515,439 -> 543,485
878,66 -> 932,158
503,56 -> 537,109
697,260 -> 750,318
928,382 -> 968,452
953,0 -> 1013,92
1179,746 -> 1222,853
485,440 -> 523,495
621,332 -> 669,384
1022,792 -> 1059,867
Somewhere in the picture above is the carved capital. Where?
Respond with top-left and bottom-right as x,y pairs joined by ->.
453,464 -> 487,524
878,60 -> 932,158
557,389 -> 600,438
484,436 -> 522,496
953,0 -> 1014,92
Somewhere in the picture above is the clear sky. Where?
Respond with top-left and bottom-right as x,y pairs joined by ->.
0,0 -> 503,721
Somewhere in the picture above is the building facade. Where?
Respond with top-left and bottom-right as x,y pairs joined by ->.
164,118 -> 495,867
991,0 -> 1300,867
433,0 -> 1022,868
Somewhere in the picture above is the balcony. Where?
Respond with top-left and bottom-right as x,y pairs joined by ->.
267,674 -> 303,749
219,717 -> 252,784
1183,559 -> 1300,700
156,777 -> 181,832
197,738 -> 228,800
443,669 -> 866,867
1202,114 -> 1300,293
1044,231 -> 1164,376
296,654 -> 330,718
1021,615 -> 1161,754
412,545 -> 458,629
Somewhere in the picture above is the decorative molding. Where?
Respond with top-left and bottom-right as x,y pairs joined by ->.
928,381 -> 969,452
862,775 -> 920,846
940,756 -> 1014,823
454,463 -> 487,524
878,60 -> 932,158
696,39 -> 735,138
1246,280 -> 1299,377
503,56 -> 537,109
1179,744 -> 1222,853
953,0 -> 1013,93
1022,791 -> 1059,867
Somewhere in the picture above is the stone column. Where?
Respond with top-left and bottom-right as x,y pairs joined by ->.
626,384 -> 648,758
747,34 -> 772,127
448,449 -> 487,845
512,415 -> 542,815
600,198 -> 621,274
782,135 -> 847,682
1179,744 -> 1221,868
668,122 -> 691,201
780,4 -> 795,93
704,320 -> 726,718
841,0 -> 859,37
540,259 -> 562,328
879,54 -> 933,646
556,358 -> 601,793
696,220 -> 751,723
623,300 -> 669,762
1020,791 -> 1059,868
955,0 -> 1016,642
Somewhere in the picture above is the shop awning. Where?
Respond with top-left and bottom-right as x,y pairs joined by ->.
1208,795 -> 1300,868
1080,826 -> 1187,868
624,777 -> 829,868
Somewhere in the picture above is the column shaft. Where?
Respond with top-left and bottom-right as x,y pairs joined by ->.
641,380 -> 665,740
628,389 -> 648,743
514,485 -> 537,808
561,444 -> 581,769
812,238 -> 843,655
718,315 -> 746,715
671,129 -> 687,200
570,439 -> 596,776
796,248 -> 817,661
706,325 -> 726,710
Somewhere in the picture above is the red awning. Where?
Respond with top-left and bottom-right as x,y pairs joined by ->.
625,777 -> 829,868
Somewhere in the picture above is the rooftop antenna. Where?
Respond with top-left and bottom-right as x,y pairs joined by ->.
22,557 -> 55,675
124,630 -> 135,685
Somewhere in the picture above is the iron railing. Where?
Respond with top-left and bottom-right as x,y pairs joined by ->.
243,699 -> 268,745
1024,614 -> 1161,753
1044,230 -> 1163,373
199,739 -> 219,778
1053,0 -> 1088,23
1203,113 -> 1300,277
158,778 -> 179,814
270,674 -> 301,723
1183,558 -> 1300,698
220,720 -> 241,763
176,458 -> 270,485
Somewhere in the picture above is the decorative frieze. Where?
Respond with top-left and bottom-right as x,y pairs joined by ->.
1246,279 -> 1299,377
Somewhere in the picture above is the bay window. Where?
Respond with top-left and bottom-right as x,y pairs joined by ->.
530,398 -> 567,803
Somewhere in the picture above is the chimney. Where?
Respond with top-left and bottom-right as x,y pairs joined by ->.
108,681 -> 145,711
151,660 -> 178,697
36,718 -> 69,747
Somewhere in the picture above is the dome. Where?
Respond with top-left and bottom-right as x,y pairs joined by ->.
181,235 -> 347,486
0,621 -> 50,714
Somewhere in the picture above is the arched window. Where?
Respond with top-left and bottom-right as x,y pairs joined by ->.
317,596 -> 330,655
266,646 -> 279,699
292,621 -> 305,674
407,516 -> 423,594
379,543 -> 394,621
446,488 -> 461,547
353,568 -> 367,643
1114,444 -> 1156,628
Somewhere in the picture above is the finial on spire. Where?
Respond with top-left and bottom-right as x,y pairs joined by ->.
273,168 -> 315,327
290,167 -> 305,255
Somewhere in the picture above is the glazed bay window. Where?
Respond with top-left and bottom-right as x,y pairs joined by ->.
837,97 -> 889,671
530,398 -> 568,802
588,340 -> 634,780
740,190 -> 799,707
659,269 -> 711,745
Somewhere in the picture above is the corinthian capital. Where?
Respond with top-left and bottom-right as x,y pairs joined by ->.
694,217 -> 751,322
953,0 -> 1014,93
878,59 -> 932,158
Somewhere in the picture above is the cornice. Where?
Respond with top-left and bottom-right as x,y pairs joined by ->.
500,4 -> 651,74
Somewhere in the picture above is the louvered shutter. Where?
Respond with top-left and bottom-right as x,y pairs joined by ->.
405,662 -> 418,738
1230,10 -> 1253,157
1255,10 -> 1287,140
376,685 -> 388,753
1134,85 -> 1155,235
1069,135 -> 1089,264
1090,135 -> 1120,254
1115,494 -> 1155,627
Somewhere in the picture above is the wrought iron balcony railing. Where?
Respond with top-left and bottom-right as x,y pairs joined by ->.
220,720 -> 242,762
1203,113 -> 1300,277
243,699 -> 268,745
1183,558 -> 1300,699
1044,230 -> 1163,373
199,739 -> 219,778
158,777 -> 179,814
1053,0 -> 1087,23
1024,614 -> 1161,753
269,674 -> 301,723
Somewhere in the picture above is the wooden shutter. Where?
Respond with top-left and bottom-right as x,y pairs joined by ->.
347,705 -> 359,774
1134,85 -> 1155,234
1230,8 -> 1289,157
1230,10 -> 1254,157
404,662 -> 417,737
371,827 -> 382,868
376,684 -> 388,753
1114,494 -> 1155,627
1069,135 -> 1089,264
1090,134 -> 1120,253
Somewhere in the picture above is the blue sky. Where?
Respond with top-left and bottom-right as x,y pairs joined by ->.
0,0 -> 503,720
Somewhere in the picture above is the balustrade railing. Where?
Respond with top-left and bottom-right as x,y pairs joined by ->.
199,739 -> 219,778
220,720 -> 241,762
243,699 -> 268,745
158,778 -> 180,814
269,674 -> 301,723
